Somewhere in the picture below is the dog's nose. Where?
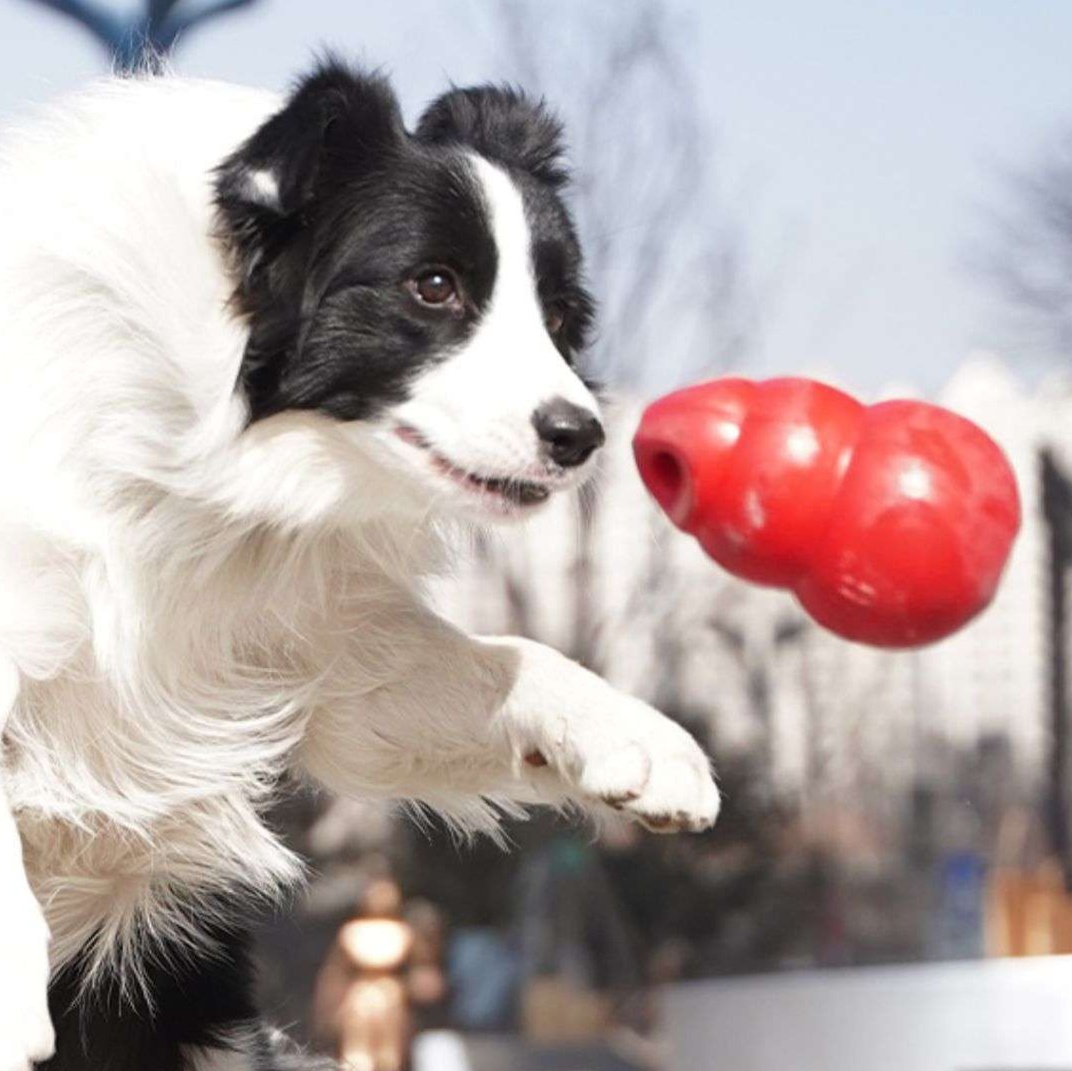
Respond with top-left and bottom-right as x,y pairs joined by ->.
532,398 -> 606,468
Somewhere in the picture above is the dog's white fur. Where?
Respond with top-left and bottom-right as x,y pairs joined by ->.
0,76 -> 718,1069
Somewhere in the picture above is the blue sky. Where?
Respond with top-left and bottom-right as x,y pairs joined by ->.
1,0 -> 1071,395
692,2 -> 1072,391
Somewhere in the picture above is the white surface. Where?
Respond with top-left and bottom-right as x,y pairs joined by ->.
665,956 -> 1072,1071
412,1031 -> 472,1071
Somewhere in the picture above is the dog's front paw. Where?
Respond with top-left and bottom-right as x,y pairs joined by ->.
0,879 -> 54,1071
526,698 -> 720,834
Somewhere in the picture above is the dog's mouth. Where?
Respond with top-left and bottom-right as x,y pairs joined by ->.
393,425 -> 552,509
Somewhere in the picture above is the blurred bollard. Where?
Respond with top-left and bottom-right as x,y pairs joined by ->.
930,849 -> 986,960
987,860 -> 1072,955
411,1031 -> 472,1071
448,928 -> 518,1030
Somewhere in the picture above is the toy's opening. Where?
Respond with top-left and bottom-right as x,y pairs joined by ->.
644,449 -> 687,515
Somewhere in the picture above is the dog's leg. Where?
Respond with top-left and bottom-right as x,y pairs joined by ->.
303,603 -> 719,833
0,657 -> 55,1071
468,634 -> 720,832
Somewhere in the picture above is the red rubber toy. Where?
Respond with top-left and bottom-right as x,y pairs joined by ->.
632,377 -> 1021,648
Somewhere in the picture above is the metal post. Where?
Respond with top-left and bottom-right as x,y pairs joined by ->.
1041,449 -> 1072,887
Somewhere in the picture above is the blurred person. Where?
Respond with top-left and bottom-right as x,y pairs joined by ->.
312,876 -> 413,1071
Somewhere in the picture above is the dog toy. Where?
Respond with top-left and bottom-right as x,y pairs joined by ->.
632,377 -> 1021,648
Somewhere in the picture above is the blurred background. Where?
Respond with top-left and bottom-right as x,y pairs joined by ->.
5,2 -> 1072,1068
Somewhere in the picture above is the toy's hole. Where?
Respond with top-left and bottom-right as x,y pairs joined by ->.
647,449 -> 686,512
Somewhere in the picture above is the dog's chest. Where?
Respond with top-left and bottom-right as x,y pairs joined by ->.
10,605 -> 344,803
8,597 -> 348,973
6,530 -> 433,971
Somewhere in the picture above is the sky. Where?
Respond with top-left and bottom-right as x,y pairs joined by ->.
1,0 -> 1071,395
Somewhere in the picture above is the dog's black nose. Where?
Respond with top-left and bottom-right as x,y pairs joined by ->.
533,398 -> 605,468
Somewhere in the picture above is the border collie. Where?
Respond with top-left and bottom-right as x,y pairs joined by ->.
0,59 -> 719,1070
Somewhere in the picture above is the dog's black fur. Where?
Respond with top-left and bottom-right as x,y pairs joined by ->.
45,916 -> 253,1071
215,60 -> 594,424
44,910 -> 340,1071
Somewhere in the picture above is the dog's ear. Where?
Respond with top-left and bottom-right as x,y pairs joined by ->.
415,85 -> 569,188
216,59 -> 404,281
219,58 -> 404,216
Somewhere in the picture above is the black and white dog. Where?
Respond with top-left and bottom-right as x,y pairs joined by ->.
0,60 -> 719,1070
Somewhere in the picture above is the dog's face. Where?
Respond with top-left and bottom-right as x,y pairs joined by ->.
216,63 -> 602,523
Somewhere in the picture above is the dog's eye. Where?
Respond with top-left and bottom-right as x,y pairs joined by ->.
545,305 -> 566,335
409,270 -> 459,307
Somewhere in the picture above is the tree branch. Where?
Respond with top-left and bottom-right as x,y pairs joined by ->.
159,0 -> 258,46
988,129 -> 1072,361
485,1 -> 755,391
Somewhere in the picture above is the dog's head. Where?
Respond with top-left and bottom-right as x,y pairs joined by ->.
216,60 -> 602,523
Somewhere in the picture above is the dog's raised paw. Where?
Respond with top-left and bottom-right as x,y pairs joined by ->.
613,733 -> 720,834
530,699 -> 720,834
577,741 -> 652,808
628,750 -> 721,834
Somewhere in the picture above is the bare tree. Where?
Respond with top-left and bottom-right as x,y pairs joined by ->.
21,0 -> 259,72
466,1 -> 760,670
987,128 -> 1072,361
480,0 -> 757,393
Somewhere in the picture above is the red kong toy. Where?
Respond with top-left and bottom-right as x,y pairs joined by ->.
633,377 -> 1021,648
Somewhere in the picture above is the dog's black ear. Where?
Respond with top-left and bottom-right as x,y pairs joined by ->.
219,58 -> 404,216
216,59 -> 404,279
415,85 -> 569,188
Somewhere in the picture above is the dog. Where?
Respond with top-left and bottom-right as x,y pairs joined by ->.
0,58 -> 719,1071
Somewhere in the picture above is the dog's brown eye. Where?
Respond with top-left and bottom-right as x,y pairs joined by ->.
411,270 -> 458,306
546,306 -> 566,335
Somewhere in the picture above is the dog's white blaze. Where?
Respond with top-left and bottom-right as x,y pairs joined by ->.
475,155 -> 595,406
390,156 -> 599,484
